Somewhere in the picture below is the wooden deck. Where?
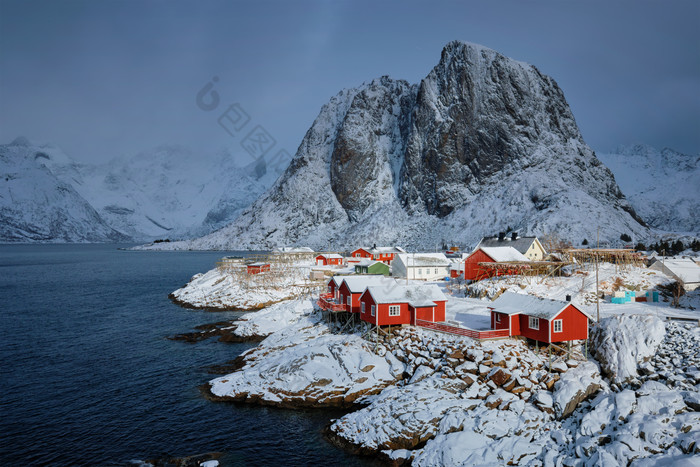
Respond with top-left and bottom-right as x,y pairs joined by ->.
415,319 -> 510,340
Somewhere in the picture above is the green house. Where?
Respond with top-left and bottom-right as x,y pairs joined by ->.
354,260 -> 390,276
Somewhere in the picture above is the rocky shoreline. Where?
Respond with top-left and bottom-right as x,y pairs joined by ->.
169,290 -> 699,464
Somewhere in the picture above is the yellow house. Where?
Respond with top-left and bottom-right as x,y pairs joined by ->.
475,233 -> 547,261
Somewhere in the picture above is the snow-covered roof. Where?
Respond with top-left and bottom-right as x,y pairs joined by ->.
450,262 -> 465,272
651,258 -> 700,284
477,236 -> 543,255
318,253 -> 343,259
341,275 -> 397,293
365,284 -> 447,307
371,246 -> 406,254
329,275 -> 347,287
356,259 -> 383,267
396,253 -> 450,267
479,247 -> 530,262
489,292 -> 591,320
276,246 -> 314,253
248,262 -> 269,267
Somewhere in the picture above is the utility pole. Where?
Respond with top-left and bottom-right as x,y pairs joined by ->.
596,227 -> 600,322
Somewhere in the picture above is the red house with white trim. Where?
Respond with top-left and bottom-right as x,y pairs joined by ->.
463,246 -> 529,281
350,248 -> 373,260
488,292 -> 591,343
246,262 -> 270,274
359,285 -> 447,326
316,253 -> 343,266
337,276 -> 397,313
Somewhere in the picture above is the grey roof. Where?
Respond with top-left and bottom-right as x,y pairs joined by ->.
489,292 -> 592,320
477,236 -> 542,255
341,275 -> 397,293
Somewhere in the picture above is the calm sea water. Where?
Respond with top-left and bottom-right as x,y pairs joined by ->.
0,244 -> 371,466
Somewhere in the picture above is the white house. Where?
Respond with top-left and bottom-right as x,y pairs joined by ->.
476,233 -> 547,261
648,258 -> 700,291
392,253 -> 451,280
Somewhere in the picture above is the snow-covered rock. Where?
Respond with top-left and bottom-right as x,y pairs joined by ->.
590,315 -> 666,383
552,361 -> 603,419
206,315 -> 403,408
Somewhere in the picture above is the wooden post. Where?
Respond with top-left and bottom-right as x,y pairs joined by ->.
548,346 -> 552,373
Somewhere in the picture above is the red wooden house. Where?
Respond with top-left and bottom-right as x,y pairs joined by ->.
359,285 -> 447,326
350,246 -> 405,264
337,276 -> 397,313
315,253 -> 343,266
488,292 -> 591,343
463,247 -> 529,281
449,261 -> 465,278
350,248 -> 373,260
246,262 -> 270,274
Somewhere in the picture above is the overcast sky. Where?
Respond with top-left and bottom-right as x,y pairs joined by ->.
1,0 -> 698,165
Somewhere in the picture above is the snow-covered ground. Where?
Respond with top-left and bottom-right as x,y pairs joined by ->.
192,258 -> 699,464
170,263 -> 322,310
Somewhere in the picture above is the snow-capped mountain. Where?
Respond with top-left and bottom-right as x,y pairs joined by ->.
0,137 -> 128,243
0,138 -> 283,242
597,144 -> 699,233
172,41 -> 649,250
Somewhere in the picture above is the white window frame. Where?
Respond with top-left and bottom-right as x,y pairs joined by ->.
371,305 -> 375,317
418,268 -> 422,275
347,296 -> 351,306
553,319 -> 562,333
388,305 -> 400,316
361,302 -> 365,314
355,253 -> 360,257
434,268 -> 438,275
496,313 -> 501,323
529,316 -> 539,330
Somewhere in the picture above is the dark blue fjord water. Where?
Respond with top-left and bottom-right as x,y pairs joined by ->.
0,244 -> 371,466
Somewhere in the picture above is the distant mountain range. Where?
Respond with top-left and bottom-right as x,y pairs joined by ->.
0,136 -> 281,243
597,144 -> 699,233
2,42 -> 697,247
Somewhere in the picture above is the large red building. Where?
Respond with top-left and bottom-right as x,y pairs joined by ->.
463,246 -> 529,281
488,292 -> 591,343
359,284 -> 447,326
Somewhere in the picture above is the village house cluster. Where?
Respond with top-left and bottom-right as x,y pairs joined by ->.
314,233 -> 593,347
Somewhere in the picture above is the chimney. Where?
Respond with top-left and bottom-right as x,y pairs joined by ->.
498,232 -> 505,241
565,294 -> 571,302
372,243 -> 376,250
511,232 -> 518,241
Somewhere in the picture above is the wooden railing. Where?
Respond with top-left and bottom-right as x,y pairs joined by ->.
415,319 -> 510,340
317,296 -> 347,312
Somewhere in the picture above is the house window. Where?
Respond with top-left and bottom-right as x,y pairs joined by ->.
347,296 -> 351,306
355,253 -> 360,257
529,316 -> 539,330
434,268 -> 438,274
361,302 -> 365,314
371,305 -> 375,316
328,285 -> 332,292
496,313 -> 501,323
388,305 -> 400,316
418,269 -> 422,275
553,319 -> 562,333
